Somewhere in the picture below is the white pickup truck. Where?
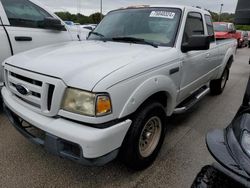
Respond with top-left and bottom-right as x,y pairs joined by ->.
2,5 -> 237,170
0,0 -> 88,88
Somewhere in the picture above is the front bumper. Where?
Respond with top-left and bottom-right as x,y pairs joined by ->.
2,87 -> 132,165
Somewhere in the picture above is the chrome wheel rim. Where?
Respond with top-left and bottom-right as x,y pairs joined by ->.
221,70 -> 228,89
139,116 -> 162,158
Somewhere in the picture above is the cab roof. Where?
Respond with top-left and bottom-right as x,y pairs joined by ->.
115,4 -> 210,15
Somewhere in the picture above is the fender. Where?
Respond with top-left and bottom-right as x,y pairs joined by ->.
216,43 -> 235,79
119,75 -> 178,118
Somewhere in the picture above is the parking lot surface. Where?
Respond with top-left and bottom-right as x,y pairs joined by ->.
0,48 -> 249,188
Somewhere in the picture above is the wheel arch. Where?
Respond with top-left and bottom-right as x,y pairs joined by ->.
118,75 -> 177,118
217,52 -> 234,80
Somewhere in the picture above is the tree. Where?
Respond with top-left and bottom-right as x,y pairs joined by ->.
55,12 -> 104,25
89,12 -> 104,24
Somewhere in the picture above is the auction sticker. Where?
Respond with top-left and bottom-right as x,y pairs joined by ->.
149,11 -> 176,19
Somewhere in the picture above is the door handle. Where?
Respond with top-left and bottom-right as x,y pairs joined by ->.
206,53 -> 210,58
15,36 -> 32,41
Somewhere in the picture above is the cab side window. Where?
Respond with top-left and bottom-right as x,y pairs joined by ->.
205,15 -> 215,42
183,12 -> 204,43
1,0 -> 53,29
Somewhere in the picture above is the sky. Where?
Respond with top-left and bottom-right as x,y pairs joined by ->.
37,0 -> 238,16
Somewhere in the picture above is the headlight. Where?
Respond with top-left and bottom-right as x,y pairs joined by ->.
62,88 -> 112,116
241,131 -> 250,156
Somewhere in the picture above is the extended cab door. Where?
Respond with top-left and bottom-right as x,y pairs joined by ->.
204,14 -> 222,72
0,4 -> 12,63
178,12 -> 209,102
0,3 -> 12,85
0,0 -> 73,55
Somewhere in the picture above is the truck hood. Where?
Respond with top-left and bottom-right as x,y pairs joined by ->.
6,40 -> 170,91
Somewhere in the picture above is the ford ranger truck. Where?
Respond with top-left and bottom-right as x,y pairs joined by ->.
0,0 -> 89,96
2,5 -> 237,170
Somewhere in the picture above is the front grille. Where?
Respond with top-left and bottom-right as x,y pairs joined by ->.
8,71 -> 45,108
4,64 -> 66,116
47,84 -> 55,111
10,72 -> 42,86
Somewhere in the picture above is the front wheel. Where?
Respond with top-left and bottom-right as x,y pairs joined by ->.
210,68 -> 229,95
119,102 -> 166,170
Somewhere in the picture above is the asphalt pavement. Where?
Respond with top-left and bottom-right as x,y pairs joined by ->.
0,48 -> 249,188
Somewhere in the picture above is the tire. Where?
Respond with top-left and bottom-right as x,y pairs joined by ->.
191,165 -> 241,188
119,102 -> 166,170
210,68 -> 229,95
237,40 -> 241,48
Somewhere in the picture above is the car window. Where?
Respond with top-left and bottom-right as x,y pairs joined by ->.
90,8 -> 182,47
205,15 -> 215,42
213,23 -> 228,32
183,12 -> 204,43
1,0 -> 53,29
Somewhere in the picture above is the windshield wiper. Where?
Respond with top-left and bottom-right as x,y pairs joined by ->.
89,31 -> 105,38
112,37 -> 158,48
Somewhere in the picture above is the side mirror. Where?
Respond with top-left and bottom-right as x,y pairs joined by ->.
181,35 -> 210,53
43,17 -> 65,31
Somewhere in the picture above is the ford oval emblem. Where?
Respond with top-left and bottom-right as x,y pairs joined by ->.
16,84 -> 30,96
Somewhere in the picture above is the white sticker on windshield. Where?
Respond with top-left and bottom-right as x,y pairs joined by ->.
149,11 -> 176,19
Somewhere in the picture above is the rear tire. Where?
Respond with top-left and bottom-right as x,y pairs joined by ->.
119,102 -> 166,170
210,68 -> 229,95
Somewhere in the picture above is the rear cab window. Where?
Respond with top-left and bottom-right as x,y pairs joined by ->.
205,15 -> 215,42
1,0 -> 53,29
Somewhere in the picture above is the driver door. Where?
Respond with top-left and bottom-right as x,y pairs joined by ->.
1,0 -> 72,55
178,12 -> 209,102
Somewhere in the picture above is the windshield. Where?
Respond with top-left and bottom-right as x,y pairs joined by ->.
213,23 -> 229,32
88,8 -> 182,47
